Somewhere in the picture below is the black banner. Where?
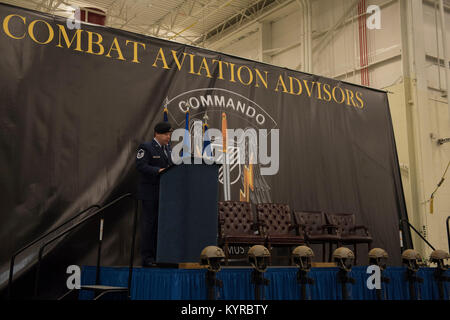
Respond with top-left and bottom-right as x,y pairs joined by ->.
0,3 -> 411,295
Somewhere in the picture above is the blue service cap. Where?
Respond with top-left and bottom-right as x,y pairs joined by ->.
154,122 -> 173,134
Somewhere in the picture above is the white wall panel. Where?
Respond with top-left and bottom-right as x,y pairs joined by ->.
423,2 -> 450,252
425,89 -> 450,252
270,7 -> 302,52
215,29 -> 261,61
423,1 -> 450,60
271,46 -> 302,70
311,0 -> 402,88
370,57 -> 403,89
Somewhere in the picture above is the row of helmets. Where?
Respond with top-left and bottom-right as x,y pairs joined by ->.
200,245 -> 450,273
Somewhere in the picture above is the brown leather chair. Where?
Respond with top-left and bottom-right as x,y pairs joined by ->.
293,211 -> 341,262
218,201 -> 266,265
325,213 -> 373,264
256,203 -> 305,263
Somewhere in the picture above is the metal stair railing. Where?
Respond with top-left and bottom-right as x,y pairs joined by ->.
8,204 -> 101,298
34,193 -> 138,299
446,216 -> 450,253
8,193 -> 138,300
400,219 -> 435,251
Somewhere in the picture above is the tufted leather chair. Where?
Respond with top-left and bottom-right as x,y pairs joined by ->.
218,201 -> 266,265
256,203 -> 305,263
325,213 -> 372,264
293,211 -> 341,262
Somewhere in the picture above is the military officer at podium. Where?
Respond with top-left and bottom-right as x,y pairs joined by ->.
136,122 -> 173,267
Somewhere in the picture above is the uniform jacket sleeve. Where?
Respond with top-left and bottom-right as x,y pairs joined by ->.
135,144 -> 161,178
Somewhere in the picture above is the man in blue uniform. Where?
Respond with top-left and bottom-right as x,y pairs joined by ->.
136,122 -> 173,267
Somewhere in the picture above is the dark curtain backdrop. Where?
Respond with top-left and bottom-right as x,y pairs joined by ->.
0,3 -> 411,296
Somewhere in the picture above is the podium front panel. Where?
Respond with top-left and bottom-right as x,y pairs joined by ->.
156,164 -> 219,264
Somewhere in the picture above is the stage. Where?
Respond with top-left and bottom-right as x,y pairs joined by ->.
79,265 -> 449,300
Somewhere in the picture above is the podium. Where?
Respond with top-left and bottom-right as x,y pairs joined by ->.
156,162 -> 219,264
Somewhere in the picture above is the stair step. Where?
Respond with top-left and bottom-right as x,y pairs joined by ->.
311,262 -> 337,268
81,285 -> 128,291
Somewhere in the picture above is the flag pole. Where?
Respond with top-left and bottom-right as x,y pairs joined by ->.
221,113 -> 231,201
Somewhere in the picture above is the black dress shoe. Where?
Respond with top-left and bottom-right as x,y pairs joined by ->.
143,262 -> 158,268
142,258 -> 157,268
